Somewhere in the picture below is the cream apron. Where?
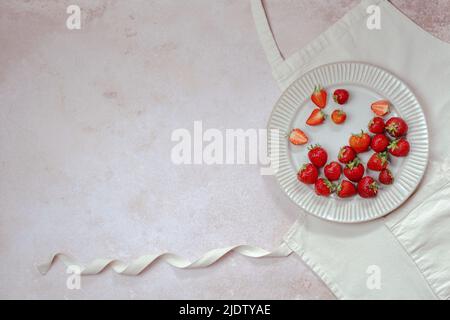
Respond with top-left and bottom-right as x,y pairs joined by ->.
39,0 -> 450,300
251,0 -> 450,299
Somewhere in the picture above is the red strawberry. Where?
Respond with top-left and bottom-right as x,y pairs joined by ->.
379,168 -> 394,185
311,85 -> 327,109
297,163 -> 319,184
333,89 -> 349,105
371,100 -> 390,116
338,146 -> 356,164
336,180 -> 357,198
370,134 -> 390,152
385,117 -> 408,137
308,145 -> 328,168
343,158 -> 365,182
368,117 -> 385,134
315,178 -> 335,196
306,108 -> 326,126
367,151 -> 389,171
331,109 -> 346,124
324,161 -> 342,181
289,128 -> 308,145
388,138 -> 410,157
349,130 -> 371,153
357,176 -> 379,198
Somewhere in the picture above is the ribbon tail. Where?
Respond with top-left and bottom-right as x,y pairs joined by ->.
37,242 -> 293,276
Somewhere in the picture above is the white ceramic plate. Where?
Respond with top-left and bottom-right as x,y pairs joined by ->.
268,62 -> 429,223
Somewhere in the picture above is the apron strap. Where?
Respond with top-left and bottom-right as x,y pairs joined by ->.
251,0 -> 284,69
37,242 -> 292,276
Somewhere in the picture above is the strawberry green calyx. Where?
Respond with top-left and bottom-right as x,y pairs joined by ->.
357,129 -> 367,137
351,129 -> 366,138
314,85 -> 323,94
377,151 -> 389,165
386,123 -> 398,135
370,181 -> 379,193
307,144 -> 321,151
323,179 -> 336,192
388,139 -> 399,150
346,157 -> 361,169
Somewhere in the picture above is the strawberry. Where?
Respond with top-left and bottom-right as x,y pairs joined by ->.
315,178 -> 335,196
336,180 -> 357,198
308,145 -> 328,168
297,163 -> 319,184
324,161 -> 342,181
349,130 -> 371,153
338,146 -> 356,164
289,128 -> 308,145
357,176 -> 379,198
370,134 -> 390,152
367,151 -> 389,171
306,108 -> 326,126
343,158 -> 365,182
385,117 -> 408,137
333,89 -> 349,105
371,100 -> 390,116
388,138 -> 410,157
331,109 -> 346,124
379,168 -> 394,185
311,85 -> 327,109
368,117 -> 385,134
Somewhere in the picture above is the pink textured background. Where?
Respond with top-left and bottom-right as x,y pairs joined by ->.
1,0 -> 449,299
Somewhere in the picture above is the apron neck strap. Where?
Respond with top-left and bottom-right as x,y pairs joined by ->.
251,0 -> 284,69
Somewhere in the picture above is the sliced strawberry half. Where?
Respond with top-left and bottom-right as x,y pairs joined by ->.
306,108 -> 326,126
289,129 -> 308,145
371,100 -> 390,116
311,85 -> 327,109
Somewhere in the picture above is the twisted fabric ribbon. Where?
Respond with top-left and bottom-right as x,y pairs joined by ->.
38,242 -> 292,275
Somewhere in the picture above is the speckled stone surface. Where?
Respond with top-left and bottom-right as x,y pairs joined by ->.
0,0 -> 449,299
